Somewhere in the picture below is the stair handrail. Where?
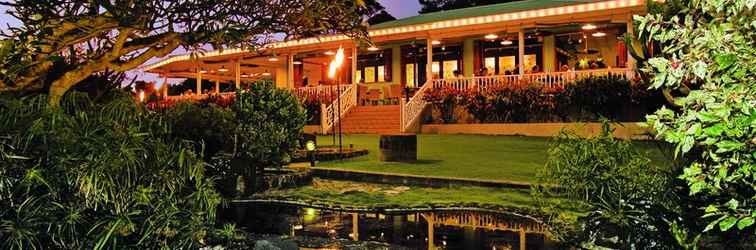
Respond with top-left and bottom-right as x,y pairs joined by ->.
400,80 -> 433,133
320,84 -> 356,134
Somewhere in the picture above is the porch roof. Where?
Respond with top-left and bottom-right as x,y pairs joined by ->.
371,0 -> 589,30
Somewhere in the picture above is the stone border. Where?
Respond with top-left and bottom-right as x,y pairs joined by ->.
310,167 -> 532,189
421,122 -> 652,140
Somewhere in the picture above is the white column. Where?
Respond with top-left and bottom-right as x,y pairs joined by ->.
287,54 -> 295,89
518,30 -> 525,75
235,60 -> 241,90
626,16 -> 636,70
196,70 -> 202,94
426,38 -> 433,83
162,75 -> 169,97
351,47 -> 358,85
214,79 -> 220,94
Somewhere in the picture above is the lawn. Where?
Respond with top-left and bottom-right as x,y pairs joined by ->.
258,179 -> 584,216
316,134 -> 671,184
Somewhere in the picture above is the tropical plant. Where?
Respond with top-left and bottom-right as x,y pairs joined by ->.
0,91 -> 222,249
0,0 -> 369,105
534,122 -> 680,248
423,86 -> 462,124
564,75 -> 634,120
638,0 -> 756,239
461,88 -> 495,123
232,80 -> 307,192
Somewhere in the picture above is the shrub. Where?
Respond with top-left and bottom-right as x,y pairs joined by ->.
164,102 -> 237,161
0,92 -> 221,249
232,81 -> 306,191
639,0 -> 756,241
534,122 -> 678,248
564,75 -> 633,120
423,86 -> 462,124
461,88 -> 495,123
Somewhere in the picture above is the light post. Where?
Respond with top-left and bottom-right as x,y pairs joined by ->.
328,46 -> 345,156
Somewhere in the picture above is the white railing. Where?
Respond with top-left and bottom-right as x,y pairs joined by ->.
320,84 -> 356,134
165,92 -> 235,102
294,85 -> 349,100
400,80 -> 433,133
430,68 -> 634,92
400,68 -> 635,133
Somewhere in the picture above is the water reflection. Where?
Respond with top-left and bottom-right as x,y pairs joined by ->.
222,203 -> 554,249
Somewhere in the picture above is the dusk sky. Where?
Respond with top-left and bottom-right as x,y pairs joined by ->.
0,1 -> 423,83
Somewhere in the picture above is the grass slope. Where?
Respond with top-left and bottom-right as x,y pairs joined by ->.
316,134 -> 669,184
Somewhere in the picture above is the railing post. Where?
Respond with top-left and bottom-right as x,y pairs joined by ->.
400,98 -> 406,133
320,103 -> 327,134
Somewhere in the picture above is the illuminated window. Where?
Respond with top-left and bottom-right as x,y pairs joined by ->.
377,66 -> 385,82
524,54 -> 537,72
499,56 -> 516,74
443,60 -> 458,79
364,67 -> 375,83
405,64 -> 415,87
484,57 -> 496,73
431,62 -> 440,79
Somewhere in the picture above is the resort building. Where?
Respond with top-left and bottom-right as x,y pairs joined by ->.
145,0 -> 647,135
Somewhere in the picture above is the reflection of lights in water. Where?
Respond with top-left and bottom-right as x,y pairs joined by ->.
292,224 -> 303,230
303,208 -> 317,223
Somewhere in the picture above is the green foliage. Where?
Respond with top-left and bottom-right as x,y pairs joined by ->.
163,102 -> 237,160
0,92 -> 221,249
639,0 -> 756,236
423,86 -> 462,124
535,123 -> 678,248
233,80 -> 307,168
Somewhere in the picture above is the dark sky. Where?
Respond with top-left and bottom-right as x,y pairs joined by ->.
0,1 -> 422,83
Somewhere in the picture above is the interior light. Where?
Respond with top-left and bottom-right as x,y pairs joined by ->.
592,31 -> 606,37
431,40 -> 442,45
484,34 -> 499,40
582,24 -> 597,30
218,66 -> 229,72
367,46 -> 380,51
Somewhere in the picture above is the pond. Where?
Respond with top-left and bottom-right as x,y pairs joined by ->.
221,202 -> 555,250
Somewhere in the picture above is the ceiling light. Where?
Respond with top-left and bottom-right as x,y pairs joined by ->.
582,24 -> 597,30
431,40 -> 442,45
262,72 -> 271,76
484,34 -> 498,40
268,57 -> 279,62
199,69 -> 207,74
218,66 -> 229,72
501,40 -> 513,45
293,61 -> 302,65
592,31 -> 606,37
367,46 -> 380,51
241,73 -> 249,77
324,51 -> 336,55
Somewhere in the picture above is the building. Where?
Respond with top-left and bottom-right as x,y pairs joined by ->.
144,0 -> 647,135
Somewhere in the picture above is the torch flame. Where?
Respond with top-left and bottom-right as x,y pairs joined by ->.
328,46 -> 345,79
139,91 -> 145,102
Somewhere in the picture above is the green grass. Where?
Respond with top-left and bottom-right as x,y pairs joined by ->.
259,179 -> 584,216
316,134 -> 670,184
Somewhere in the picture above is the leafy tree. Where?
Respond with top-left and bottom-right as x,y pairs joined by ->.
0,92 -> 223,249
0,0 -> 368,105
418,0 -> 516,13
232,80 -> 306,192
638,0 -> 756,237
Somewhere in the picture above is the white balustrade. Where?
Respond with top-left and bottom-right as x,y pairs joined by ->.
320,85 -> 356,134
400,68 -> 635,132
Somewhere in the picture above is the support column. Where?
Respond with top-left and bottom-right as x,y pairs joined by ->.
520,226 -> 527,250
518,30 -> 525,75
214,79 -> 220,94
426,39 -> 433,84
196,70 -> 202,94
351,213 -> 359,241
463,38 -> 475,77
626,16 -> 636,71
391,46 -> 401,86
287,54 -> 295,89
352,47 -> 358,85
162,75 -> 169,97
235,60 -> 241,90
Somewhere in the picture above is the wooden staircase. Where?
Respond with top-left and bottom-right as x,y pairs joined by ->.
331,105 -> 401,134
